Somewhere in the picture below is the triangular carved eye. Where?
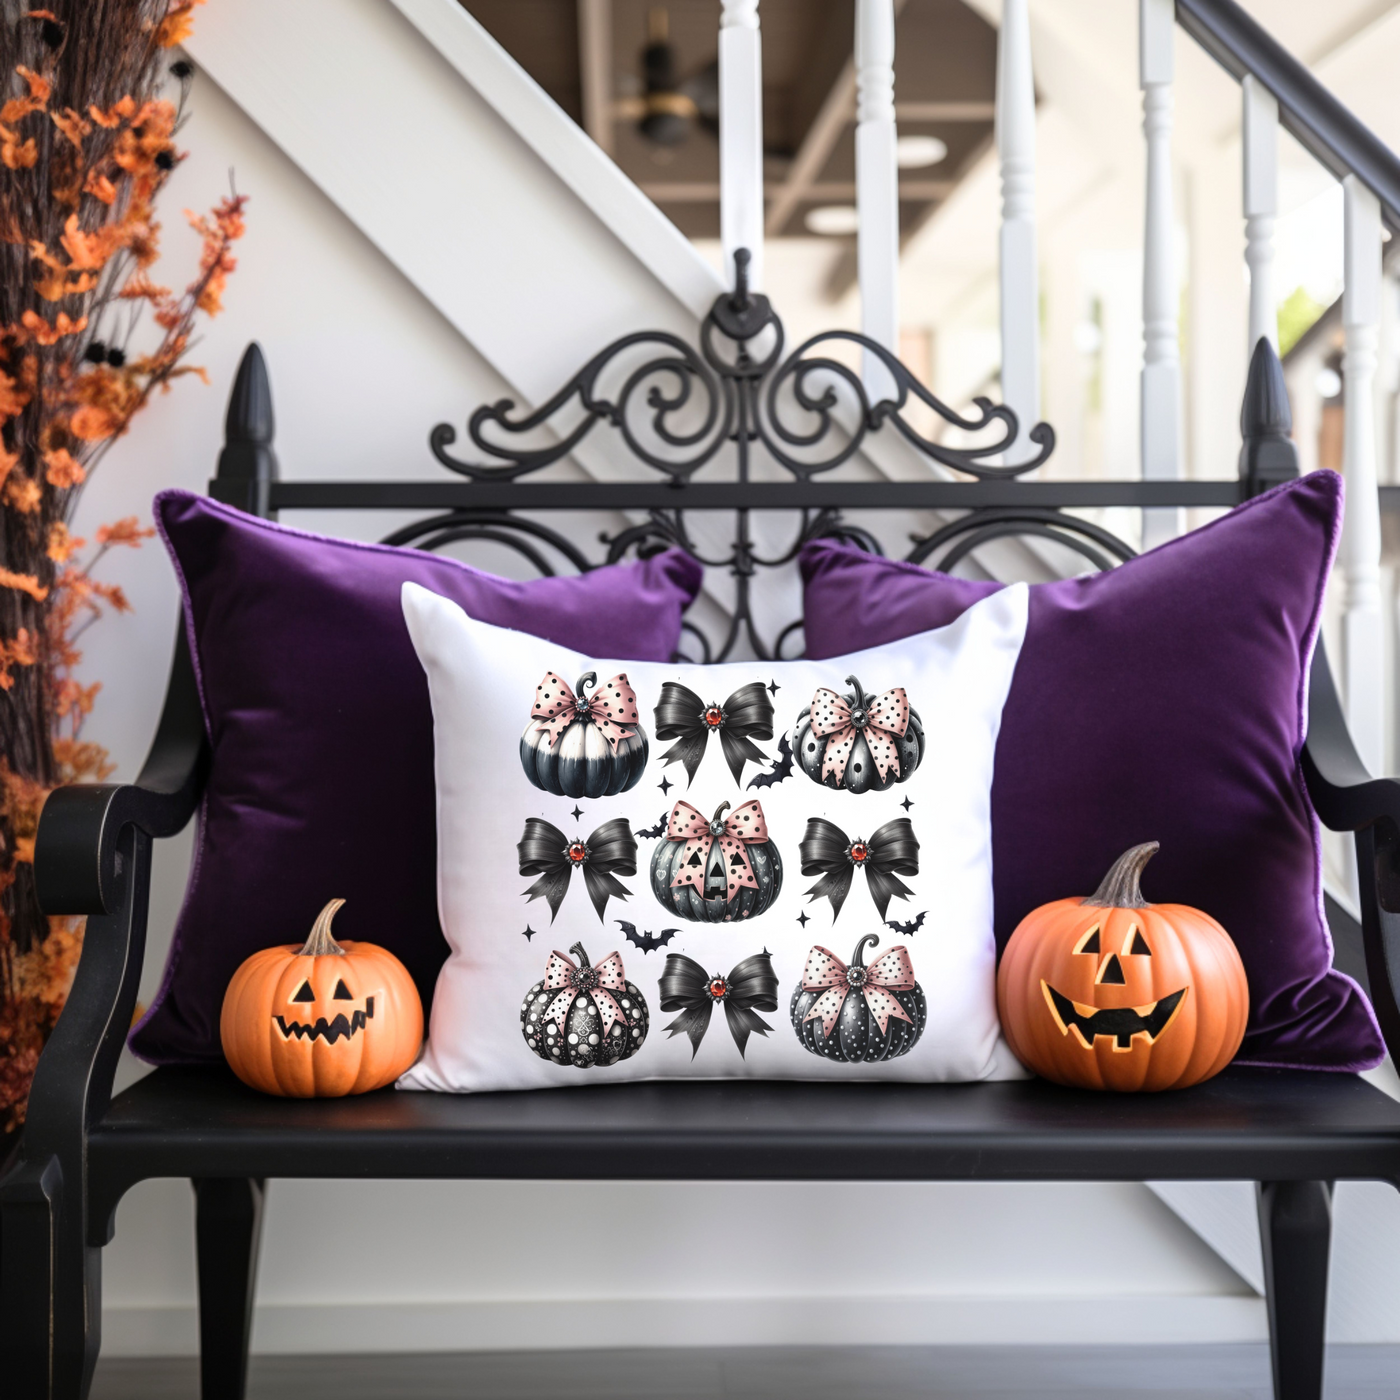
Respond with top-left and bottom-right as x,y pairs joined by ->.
1128,929 -> 1152,956
290,980 -> 315,1003
1076,927 -> 1101,955
1097,954 -> 1126,986
332,979 -> 354,1001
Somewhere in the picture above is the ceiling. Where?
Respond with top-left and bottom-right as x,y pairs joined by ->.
460,0 -> 998,265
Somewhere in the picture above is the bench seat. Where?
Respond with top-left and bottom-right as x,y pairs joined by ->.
92,1064 -> 1400,1192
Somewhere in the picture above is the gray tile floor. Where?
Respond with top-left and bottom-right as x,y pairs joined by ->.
91,1344 -> 1400,1399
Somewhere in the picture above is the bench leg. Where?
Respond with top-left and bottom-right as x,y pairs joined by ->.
0,1153 -> 101,1399
194,1178 -> 264,1400
1256,1180 -> 1332,1400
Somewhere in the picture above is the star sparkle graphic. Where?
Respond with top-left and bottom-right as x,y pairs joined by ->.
570,805 -> 584,821
767,679 -> 780,697
900,797 -> 914,812
658,775 -> 674,796
521,926 -> 536,942
796,911 -> 810,929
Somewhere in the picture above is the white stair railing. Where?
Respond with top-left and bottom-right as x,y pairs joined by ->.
1242,74 -> 1278,355
995,0 -> 1039,466
719,0 -> 764,290
1139,0 -> 1181,546
856,0 -> 899,401
1341,174 -> 1386,777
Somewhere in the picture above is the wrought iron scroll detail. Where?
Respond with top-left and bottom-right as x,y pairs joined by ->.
411,249 -> 1135,662
430,248 -> 1056,485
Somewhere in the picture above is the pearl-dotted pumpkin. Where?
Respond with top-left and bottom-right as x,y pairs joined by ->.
997,843 -> 1249,1092
220,899 -> 423,1097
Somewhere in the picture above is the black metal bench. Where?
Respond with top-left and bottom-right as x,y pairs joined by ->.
4,271 -> 1400,1400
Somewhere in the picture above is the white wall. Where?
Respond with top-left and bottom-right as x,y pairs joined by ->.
81,0 -> 1400,1358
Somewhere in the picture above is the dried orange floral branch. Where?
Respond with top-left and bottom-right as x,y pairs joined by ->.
0,0 -> 242,1132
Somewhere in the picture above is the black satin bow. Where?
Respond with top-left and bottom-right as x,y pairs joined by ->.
658,950 -> 779,1058
655,681 -> 774,786
517,817 -> 637,923
799,817 -> 920,920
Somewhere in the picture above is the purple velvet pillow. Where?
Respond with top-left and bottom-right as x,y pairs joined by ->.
131,492 -> 703,1065
800,471 -> 1383,1072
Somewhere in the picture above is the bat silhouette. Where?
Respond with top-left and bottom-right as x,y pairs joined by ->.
747,731 -> 795,790
634,812 -> 670,840
885,910 -> 927,937
616,920 -> 680,954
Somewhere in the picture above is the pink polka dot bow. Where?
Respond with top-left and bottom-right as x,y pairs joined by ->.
540,947 -> 630,1037
666,799 -> 770,903
808,682 -> 910,784
799,943 -> 917,1038
531,670 -> 640,752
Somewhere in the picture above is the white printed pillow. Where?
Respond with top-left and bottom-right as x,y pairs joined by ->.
399,579 -> 1029,1092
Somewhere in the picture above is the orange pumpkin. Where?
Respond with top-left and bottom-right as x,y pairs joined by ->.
220,899 -> 423,1097
997,843 -> 1248,1092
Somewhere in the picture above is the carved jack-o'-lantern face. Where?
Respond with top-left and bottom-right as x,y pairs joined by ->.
221,899 -> 424,1097
997,844 -> 1249,1092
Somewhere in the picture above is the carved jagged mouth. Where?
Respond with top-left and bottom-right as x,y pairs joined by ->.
274,997 -> 375,1044
1042,982 -> 1186,1051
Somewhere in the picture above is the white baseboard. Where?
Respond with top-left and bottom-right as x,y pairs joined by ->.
101,1293 -> 1267,1358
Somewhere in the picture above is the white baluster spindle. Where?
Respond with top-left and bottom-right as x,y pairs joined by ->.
1242,74 -> 1278,355
995,0 -> 1038,465
1342,174 -> 1386,775
1140,0 -> 1180,547
856,0 -> 899,402
720,0 -> 764,290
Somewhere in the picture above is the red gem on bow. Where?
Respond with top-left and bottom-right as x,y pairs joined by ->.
799,940 -> 916,1038
530,670 -> 640,752
809,677 -> 911,785
665,798 -> 770,904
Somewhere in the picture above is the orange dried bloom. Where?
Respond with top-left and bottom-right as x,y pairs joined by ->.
42,449 -> 84,489
50,108 -> 90,150
0,369 -> 30,420
1,136 -> 36,170
94,517 -> 153,548
19,310 -> 87,344
69,404 -> 118,442
32,268 -> 96,301
0,66 -> 51,125
83,168 -> 117,204
59,216 -> 124,271
0,568 -> 47,602
87,96 -> 135,129
46,523 -> 83,564
157,0 -> 206,48
4,475 -> 41,513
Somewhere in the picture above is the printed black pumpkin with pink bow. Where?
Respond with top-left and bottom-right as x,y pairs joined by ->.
520,942 -> 649,1068
520,670 -> 649,799
795,676 -> 924,794
650,799 -> 782,923
790,935 -> 926,1062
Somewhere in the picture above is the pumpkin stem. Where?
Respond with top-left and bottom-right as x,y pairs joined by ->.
570,941 -> 591,969
575,671 -> 597,696
1083,843 -> 1160,909
851,932 -> 880,967
711,800 -> 732,824
845,675 -> 867,710
300,899 -> 348,956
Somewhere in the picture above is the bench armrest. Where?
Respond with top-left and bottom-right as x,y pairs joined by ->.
35,625 -> 208,916
1302,639 -> 1400,1064
6,629 -> 208,1201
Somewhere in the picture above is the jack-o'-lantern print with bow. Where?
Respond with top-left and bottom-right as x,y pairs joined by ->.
520,942 -> 649,1068
795,676 -> 925,794
520,670 -> 649,798
650,799 -> 783,923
